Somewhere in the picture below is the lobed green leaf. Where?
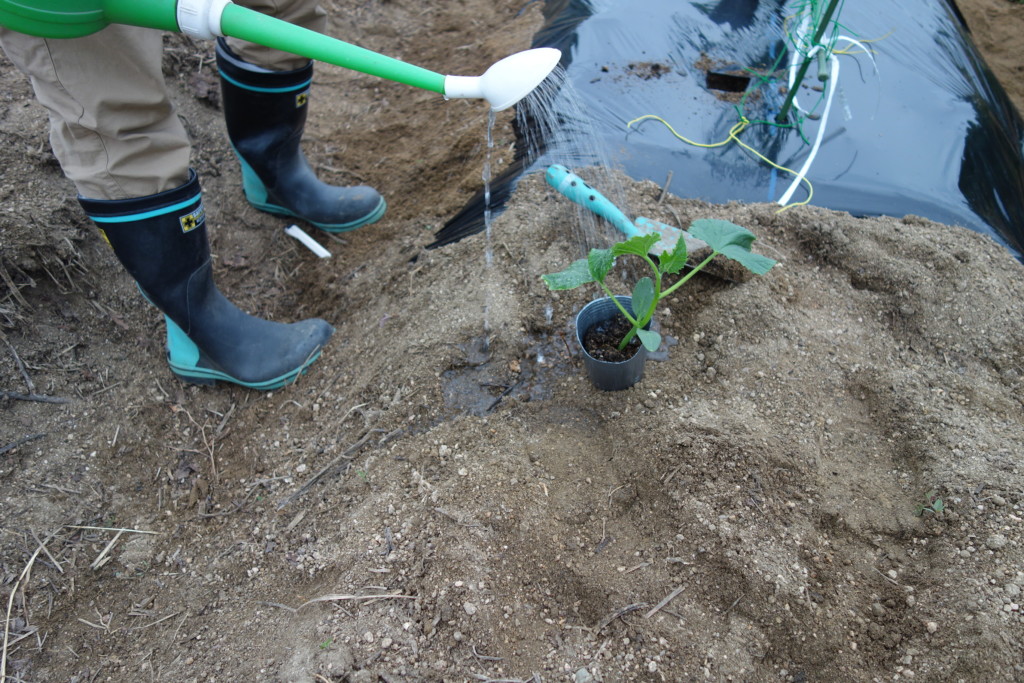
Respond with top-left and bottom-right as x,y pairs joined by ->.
719,246 -> 777,275
658,234 -> 689,275
611,233 -> 660,259
587,248 -> 615,282
541,258 -> 594,290
689,219 -> 777,275
688,219 -> 754,251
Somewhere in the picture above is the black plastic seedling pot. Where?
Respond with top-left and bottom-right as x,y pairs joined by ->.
575,295 -> 649,391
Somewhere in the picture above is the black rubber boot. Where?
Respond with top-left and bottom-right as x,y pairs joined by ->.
216,39 -> 386,233
80,171 -> 334,390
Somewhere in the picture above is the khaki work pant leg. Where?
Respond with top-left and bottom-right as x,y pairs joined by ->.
229,0 -> 327,71
0,0 -> 325,200
0,25 -> 191,200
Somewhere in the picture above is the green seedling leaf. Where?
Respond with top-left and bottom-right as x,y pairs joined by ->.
689,218 -> 777,275
688,219 -> 756,251
612,234 -> 660,259
542,258 -> 594,290
631,277 -> 655,322
914,490 -> 945,516
637,328 -> 662,352
658,233 -> 689,275
719,246 -> 777,275
588,248 -> 615,282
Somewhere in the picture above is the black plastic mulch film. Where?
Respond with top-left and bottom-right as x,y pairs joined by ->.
432,0 -> 1024,262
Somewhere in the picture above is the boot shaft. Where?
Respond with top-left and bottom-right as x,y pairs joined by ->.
215,37 -> 387,232
216,38 -> 311,164
78,169 -> 210,301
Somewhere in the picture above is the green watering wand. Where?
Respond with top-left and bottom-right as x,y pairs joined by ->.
0,0 -> 561,111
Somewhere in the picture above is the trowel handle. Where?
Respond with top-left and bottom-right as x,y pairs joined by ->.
545,165 -> 639,239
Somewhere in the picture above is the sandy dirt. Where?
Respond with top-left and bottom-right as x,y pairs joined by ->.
956,0 -> 1024,113
2,1 -> 1024,682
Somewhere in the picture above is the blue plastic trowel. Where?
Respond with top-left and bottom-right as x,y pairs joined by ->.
545,164 -> 706,255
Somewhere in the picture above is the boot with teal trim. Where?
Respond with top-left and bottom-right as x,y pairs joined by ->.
216,39 -> 386,233
80,170 -> 334,390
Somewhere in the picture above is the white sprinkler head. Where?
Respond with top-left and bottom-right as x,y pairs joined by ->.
444,47 -> 561,111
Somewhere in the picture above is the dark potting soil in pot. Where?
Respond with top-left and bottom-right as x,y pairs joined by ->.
582,313 -> 643,363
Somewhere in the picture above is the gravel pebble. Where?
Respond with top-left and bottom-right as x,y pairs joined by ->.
986,534 -> 1008,550
575,669 -> 595,683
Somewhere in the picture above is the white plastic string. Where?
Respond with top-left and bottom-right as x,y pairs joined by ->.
776,34 -> 879,206
778,53 -> 839,206
836,35 -> 879,74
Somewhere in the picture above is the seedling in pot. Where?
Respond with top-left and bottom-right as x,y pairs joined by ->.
542,219 -> 776,353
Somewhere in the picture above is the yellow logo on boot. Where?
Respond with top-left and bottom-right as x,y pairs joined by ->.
179,204 -> 206,233
296,91 -> 309,108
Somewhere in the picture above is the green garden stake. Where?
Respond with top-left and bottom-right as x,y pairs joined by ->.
816,50 -> 829,82
776,0 -> 841,122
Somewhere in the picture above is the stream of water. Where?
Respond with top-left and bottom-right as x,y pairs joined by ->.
481,109 -> 496,340
475,65 -> 636,351
515,65 -> 632,257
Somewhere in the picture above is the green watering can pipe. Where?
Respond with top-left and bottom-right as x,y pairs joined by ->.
0,0 -> 559,109
107,0 -> 178,33
0,0 -> 443,93
218,3 -> 446,94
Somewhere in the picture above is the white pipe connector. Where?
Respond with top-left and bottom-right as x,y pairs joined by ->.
177,0 -> 232,40
444,47 -> 561,111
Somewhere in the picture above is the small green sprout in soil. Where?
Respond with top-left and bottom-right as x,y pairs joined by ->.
915,490 -> 945,516
542,219 -> 776,353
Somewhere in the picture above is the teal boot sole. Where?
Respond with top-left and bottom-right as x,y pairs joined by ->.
164,315 -> 322,390
237,153 -> 387,233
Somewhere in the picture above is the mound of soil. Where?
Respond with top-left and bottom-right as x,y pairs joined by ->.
2,1 -> 1023,681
